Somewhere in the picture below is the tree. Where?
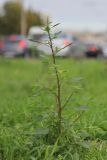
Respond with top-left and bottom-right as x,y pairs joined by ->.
0,1 -> 45,35
26,9 -> 43,33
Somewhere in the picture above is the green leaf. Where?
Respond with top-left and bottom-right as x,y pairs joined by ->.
52,23 -> 60,28
73,152 -> 79,160
79,131 -> 90,139
36,128 -> 49,135
57,155 -> 64,160
80,141 -> 91,149
51,35 -> 58,40
44,26 -> 50,33
30,157 -> 36,160
44,146 -> 50,160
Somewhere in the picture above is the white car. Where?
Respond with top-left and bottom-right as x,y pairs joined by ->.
27,26 -> 87,58
27,26 -> 73,57
100,43 -> 107,58
37,34 -> 73,57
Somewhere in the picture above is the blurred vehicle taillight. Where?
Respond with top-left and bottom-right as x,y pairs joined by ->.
89,46 -> 97,52
0,40 -> 4,49
63,39 -> 71,46
18,40 -> 26,49
87,44 -> 97,52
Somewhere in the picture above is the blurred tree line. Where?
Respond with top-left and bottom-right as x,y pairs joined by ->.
0,1 -> 45,35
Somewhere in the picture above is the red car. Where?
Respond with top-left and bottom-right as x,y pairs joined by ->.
85,42 -> 103,58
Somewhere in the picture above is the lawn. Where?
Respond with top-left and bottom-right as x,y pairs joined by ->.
0,58 -> 107,159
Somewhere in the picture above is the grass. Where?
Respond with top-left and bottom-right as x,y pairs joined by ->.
0,58 -> 107,159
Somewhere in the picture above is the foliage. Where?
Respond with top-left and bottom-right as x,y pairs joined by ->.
27,21 -> 107,159
28,21 -> 91,159
0,1 -> 44,35
1,22 -> 107,160
0,59 -> 107,159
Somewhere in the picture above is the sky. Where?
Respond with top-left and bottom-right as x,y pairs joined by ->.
0,0 -> 107,31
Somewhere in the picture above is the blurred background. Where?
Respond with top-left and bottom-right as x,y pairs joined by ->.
1,1 -> 107,159
0,0 -> 107,58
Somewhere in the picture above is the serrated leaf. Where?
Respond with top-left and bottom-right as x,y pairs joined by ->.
52,23 -> 60,28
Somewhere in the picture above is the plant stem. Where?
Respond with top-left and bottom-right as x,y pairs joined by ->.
48,28 -> 62,134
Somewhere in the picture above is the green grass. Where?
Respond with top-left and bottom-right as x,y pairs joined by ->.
0,58 -> 107,159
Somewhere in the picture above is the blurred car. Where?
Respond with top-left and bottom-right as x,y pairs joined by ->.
27,26 -> 45,58
84,42 -> 103,58
1,35 -> 28,58
28,26 -> 103,58
99,43 -> 107,58
39,34 -> 91,58
69,40 -> 87,58
37,33 -> 73,57
27,26 -> 74,57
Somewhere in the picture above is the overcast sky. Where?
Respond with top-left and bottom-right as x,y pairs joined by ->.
0,0 -> 107,31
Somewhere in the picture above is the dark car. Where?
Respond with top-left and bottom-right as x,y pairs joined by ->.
1,35 -> 28,58
84,42 -> 103,58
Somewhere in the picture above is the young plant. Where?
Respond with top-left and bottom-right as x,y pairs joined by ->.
42,20 -> 72,135
30,20 -> 86,137
28,20 -> 90,159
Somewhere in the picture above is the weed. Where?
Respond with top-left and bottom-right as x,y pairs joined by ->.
29,20 -> 90,159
